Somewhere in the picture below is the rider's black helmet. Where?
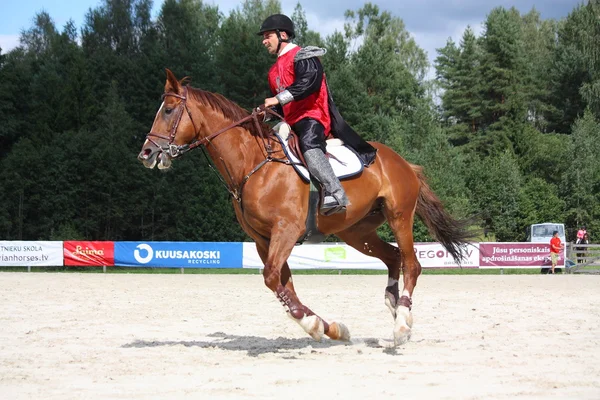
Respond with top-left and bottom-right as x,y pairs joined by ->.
257,14 -> 295,38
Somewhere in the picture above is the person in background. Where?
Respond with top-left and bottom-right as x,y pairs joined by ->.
576,226 -> 587,244
577,232 -> 590,264
550,230 -> 564,274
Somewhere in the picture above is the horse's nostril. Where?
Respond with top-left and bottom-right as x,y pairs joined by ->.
139,148 -> 152,160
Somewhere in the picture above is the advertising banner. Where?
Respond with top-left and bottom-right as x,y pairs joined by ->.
413,242 -> 479,268
64,241 -> 115,266
479,242 -> 564,268
243,242 -> 386,270
242,242 -> 477,269
0,241 -> 63,266
114,242 -> 243,268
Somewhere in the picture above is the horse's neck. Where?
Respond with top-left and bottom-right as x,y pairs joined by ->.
201,113 -> 266,184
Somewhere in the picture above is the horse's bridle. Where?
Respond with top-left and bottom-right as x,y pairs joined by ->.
143,86 -> 296,243
144,85 -> 275,159
143,85 -> 289,203
145,86 -> 200,158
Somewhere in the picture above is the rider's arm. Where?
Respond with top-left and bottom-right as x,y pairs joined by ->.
275,57 -> 323,105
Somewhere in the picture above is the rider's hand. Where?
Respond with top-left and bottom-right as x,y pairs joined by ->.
264,97 -> 279,108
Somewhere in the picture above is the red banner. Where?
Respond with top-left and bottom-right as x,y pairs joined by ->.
479,242 -> 564,268
64,241 -> 114,266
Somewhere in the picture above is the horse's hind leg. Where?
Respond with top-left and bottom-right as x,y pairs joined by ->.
385,208 -> 422,345
338,208 -> 421,345
255,237 -> 350,342
337,213 -> 415,342
336,217 -> 403,318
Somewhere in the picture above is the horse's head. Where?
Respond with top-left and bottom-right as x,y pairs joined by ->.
138,69 -> 199,170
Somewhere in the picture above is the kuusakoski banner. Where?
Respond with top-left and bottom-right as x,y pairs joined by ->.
0,241 -> 63,266
64,241 -> 115,266
479,242 -> 564,268
114,242 -> 243,268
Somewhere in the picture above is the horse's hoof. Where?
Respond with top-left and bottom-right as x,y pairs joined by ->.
393,306 -> 413,346
393,324 -> 412,346
327,322 -> 351,341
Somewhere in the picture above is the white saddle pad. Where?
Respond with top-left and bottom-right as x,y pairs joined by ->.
273,122 -> 364,182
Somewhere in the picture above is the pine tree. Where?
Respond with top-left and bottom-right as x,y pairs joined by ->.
215,0 -> 279,109
520,9 -> 559,133
467,151 -> 522,241
291,3 -> 323,48
436,28 -> 484,146
471,7 -> 529,156
561,109 -> 600,236
549,0 -> 600,133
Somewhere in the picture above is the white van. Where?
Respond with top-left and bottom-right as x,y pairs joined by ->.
528,223 -> 566,244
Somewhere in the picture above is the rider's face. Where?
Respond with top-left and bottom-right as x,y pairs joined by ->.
262,31 -> 279,54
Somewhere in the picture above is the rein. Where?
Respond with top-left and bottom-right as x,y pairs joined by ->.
144,86 -> 289,202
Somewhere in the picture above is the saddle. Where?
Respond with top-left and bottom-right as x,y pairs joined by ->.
272,122 -> 365,244
273,122 -> 364,183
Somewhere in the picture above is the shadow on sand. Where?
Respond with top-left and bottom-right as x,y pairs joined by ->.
122,332 -> 399,357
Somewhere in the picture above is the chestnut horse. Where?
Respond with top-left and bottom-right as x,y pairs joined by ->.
138,69 -> 472,345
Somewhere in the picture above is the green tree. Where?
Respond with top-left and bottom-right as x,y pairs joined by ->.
332,3 -> 425,143
215,0 -> 279,109
157,0 -> 220,91
513,124 -> 570,185
467,151 -> 522,241
435,28 -> 484,146
82,0 -> 159,129
517,178 -> 565,241
561,109 -> 600,237
520,9 -> 559,133
476,7 -> 528,155
291,3 -> 323,48
0,48 -> 23,157
548,1 -> 600,133
322,31 -> 349,73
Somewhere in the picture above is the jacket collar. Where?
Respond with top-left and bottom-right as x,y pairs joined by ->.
278,43 -> 298,57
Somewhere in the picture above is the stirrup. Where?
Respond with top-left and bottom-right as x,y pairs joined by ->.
320,195 -> 347,216
321,205 -> 346,216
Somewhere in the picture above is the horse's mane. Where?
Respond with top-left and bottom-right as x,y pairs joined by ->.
186,85 -> 269,138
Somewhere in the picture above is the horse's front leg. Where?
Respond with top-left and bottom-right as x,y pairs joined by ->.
256,236 -> 349,342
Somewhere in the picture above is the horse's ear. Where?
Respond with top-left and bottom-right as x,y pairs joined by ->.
165,68 -> 181,94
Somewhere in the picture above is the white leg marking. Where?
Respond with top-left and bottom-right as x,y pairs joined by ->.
289,313 -> 324,341
393,305 -> 413,346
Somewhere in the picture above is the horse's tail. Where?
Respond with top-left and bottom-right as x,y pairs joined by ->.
411,164 -> 475,265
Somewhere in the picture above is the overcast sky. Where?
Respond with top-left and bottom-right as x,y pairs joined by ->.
0,0 -> 582,76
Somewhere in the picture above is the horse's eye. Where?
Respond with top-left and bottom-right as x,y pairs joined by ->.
165,108 -> 173,115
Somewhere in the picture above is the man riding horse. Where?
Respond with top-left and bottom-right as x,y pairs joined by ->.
138,16 -> 473,345
258,14 -> 377,215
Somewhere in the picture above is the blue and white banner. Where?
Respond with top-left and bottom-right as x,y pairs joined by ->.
114,242 -> 243,268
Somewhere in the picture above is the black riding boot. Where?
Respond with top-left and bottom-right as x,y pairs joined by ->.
303,148 -> 349,215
